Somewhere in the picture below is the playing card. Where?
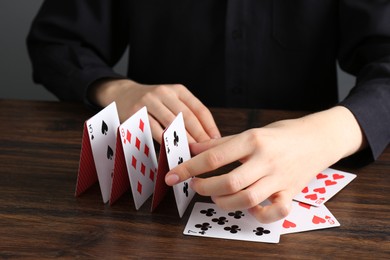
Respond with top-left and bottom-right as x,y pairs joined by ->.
109,128 -> 130,205
163,112 -> 195,217
184,202 -> 282,243
83,102 -> 120,203
151,136 -> 170,212
281,201 -> 340,234
119,107 -> 158,210
294,168 -> 356,206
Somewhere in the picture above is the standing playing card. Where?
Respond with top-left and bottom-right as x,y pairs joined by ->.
281,201 -> 340,234
151,135 -> 170,212
294,168 -> 356,206
119,107 -> 158,210
184,202 -> 282,243
75,102 -> 120,203
109,127 -> 130,205
163,113 -> 195,217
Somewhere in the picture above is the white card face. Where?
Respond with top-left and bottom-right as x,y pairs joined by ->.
294,168 -> 356,206
86,102 -> 120,203
163,112 -> 195,217
281,201 -> 340,235
184,202 -> 282,243
119,107 -> 158,210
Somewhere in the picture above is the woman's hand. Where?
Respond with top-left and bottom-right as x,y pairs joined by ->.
88,78 -> 221,143
165,106 -> 366,223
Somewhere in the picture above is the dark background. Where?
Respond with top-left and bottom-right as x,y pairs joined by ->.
0,0 -> 354,101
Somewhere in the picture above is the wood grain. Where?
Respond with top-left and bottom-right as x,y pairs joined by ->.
0,99 -> 389,259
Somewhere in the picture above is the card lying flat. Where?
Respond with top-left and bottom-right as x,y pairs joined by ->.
294,168 -> 356,206
281,201 -> 340,235
184,202 -> 282,243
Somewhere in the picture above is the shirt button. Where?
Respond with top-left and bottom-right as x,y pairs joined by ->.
232,29 -> 243,40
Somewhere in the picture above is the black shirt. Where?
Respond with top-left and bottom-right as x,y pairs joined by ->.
27,0 -> 390,160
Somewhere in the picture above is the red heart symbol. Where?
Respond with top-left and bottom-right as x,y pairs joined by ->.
298,202 -> 311,209
301,187 -> 309,193
305,193 -> 318,200
282,220 -> 296,228
312,215 -> 326,224
316,173 -> 328,179
325,180 -> 337,186
333,173 -> 344,180
313,187 -> 326,194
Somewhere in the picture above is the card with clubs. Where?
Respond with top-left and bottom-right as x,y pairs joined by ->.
164,113 -> 196,217
184,202 -> 282,243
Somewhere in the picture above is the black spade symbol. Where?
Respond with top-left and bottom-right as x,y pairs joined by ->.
101,120 -> 108,135
107,145 -> 114,160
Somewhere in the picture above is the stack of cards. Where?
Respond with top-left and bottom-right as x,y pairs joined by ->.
75,102 -> 195,217
75,102 -> 356,244
184,168 -> 356,243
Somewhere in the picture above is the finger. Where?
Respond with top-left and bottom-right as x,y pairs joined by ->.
189,135 -> 236,155
163,96 -> 212,143
211,174 -> 281,210
147,100 -> 177,129
190,158 -> 268,196
175,85 -> 221,139
248,191 -> 293,223
149,115 -> 164,144
165,134 -> 252,186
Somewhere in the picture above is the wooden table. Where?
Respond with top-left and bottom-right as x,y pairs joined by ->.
1,99 -> 389,259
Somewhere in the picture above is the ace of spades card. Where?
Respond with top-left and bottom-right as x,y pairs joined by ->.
75,102 -> 120,203
152,112 -> 195,217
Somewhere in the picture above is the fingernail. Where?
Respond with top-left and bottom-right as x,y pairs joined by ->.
165,173 -> 180,186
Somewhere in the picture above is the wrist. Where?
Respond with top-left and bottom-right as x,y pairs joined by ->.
300,106 -> 367,161
88,78 -> 136,107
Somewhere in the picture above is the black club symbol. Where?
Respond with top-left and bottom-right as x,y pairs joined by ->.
183,182 -> 189,197
212,216 -> 228,225
195,222 -> 212,234
228,211 -> 245,219
173,131 -> 179,146
200,208 -> 216,217
224,225 -> 241,234
178,156 -> 183,165
253,227 -> 271,236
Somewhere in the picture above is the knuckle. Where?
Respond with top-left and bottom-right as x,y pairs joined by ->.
225,174 -> 243,193
172,83 -> 186,91
246,129 -> 262,150
243,190 -> 261,208
193,180 -> 207,196
204,151 -> 224,170
141,91 -> 154,102
179,165 -> 193,181
155,85 -> 171,95
277,203 -> 291,219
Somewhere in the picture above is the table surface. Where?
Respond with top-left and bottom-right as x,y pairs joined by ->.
1,99 -> 389,259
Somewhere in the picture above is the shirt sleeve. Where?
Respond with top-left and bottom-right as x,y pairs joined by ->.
338,0 -> 390,160
27,0 -> 129,107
